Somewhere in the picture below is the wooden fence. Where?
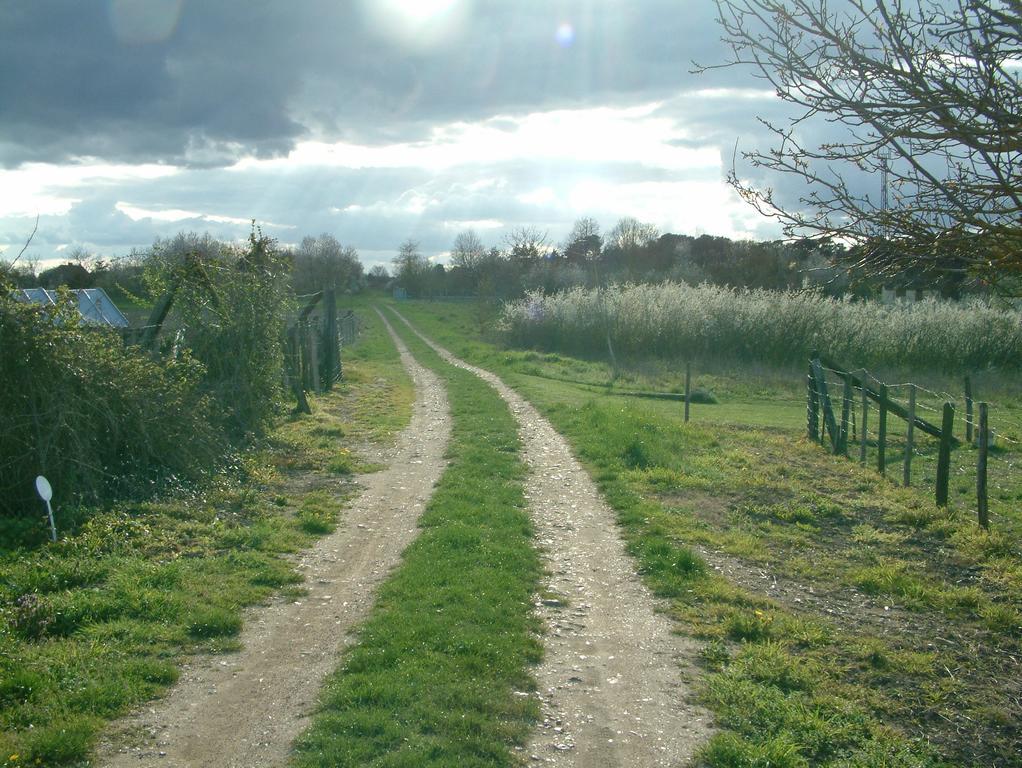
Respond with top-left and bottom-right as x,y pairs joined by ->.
807,353 -> 993,528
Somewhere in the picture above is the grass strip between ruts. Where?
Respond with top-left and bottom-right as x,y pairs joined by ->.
290,308 -> 542,768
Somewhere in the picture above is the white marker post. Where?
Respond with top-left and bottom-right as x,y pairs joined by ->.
35,475 -> 57,542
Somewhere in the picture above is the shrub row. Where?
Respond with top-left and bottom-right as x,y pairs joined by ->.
0,234 -> 292,516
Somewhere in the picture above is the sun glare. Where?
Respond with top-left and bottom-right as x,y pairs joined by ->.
383,0 -> 457,22
555,22 -> 575,48
361,0 -> 465,47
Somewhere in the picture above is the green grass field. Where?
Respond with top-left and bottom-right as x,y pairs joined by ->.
392,298 -> 1022,768
4,293 -> 1019,767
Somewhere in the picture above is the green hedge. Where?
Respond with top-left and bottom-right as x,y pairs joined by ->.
0,290 -> 221,515
0,233 -> 294,517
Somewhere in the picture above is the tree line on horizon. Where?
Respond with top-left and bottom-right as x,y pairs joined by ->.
389,217 -> 973,302
2,232 -> 373,303
0,212 -> 988,308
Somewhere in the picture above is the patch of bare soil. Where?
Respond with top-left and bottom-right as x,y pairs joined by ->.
95,312 -> 451,768
389,309 -> 712,768
662,490 -> 925,642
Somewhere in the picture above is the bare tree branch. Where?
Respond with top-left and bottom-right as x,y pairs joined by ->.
697,0 -> 1022,291
10,214 -> 40,268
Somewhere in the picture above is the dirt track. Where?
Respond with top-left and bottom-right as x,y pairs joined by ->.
97,308 -> 710,767
389,308 -> 711,767
96,312 -> 450,768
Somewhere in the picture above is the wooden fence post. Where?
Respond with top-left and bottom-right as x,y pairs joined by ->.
965,376 -> 974,445
308,322 -> 321,394
935,402 -> 955,507
877,383 -> 888,475
684,361 -> 692,423
811,358 -> 840,453
977,402 -> 989,528
298,321 -> 310,390
343,312 -> 356,345
140,284 -> 179,351
840,372 -> 852,456
860,373 -> 869,464
904,384 -> 916,487
287,325 -> 311,414
807,360 -> 819,442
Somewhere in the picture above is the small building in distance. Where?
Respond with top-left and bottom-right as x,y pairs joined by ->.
15,287 -> 130,328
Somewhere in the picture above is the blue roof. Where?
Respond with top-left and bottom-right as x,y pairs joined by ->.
16,288 -> 130,328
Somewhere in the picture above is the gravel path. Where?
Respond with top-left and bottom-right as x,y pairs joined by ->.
389,309 -> 712,767
96,311 -> 451,768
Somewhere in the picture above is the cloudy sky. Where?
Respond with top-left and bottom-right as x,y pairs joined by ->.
0,0 -> 808,271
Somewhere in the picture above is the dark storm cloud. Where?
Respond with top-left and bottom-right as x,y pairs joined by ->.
0,2 -> 311,167
0,0 -> 730,168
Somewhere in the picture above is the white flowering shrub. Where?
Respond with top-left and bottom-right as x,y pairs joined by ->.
501,282 -> 1022,372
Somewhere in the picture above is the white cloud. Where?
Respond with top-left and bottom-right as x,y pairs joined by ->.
687,87 -> 777,100
441,219 -> 503,231
0,162 -> 178,218
115,201 -> 294,229
231,102 -> 718,174
566,178 -> 766,238
518,187 -> 558,206
0,91 -> 789,266
115,202 -> 242,224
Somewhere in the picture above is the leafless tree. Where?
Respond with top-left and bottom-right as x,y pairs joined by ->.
291,233 -> 363,293
8,214 -> 39,269
563,217 -> 603,263
392,239 -> 431,296
606,217 -> 660,252
699,0 -> 1022,291
449,229 -> 486,272
504,226 -> 549,260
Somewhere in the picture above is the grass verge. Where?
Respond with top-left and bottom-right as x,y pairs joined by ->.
394,299 -> 1022,768
290,306 -> 542,768
0,309 -> 412,768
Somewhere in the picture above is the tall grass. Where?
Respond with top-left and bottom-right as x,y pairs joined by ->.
501,282 -> 1022,372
